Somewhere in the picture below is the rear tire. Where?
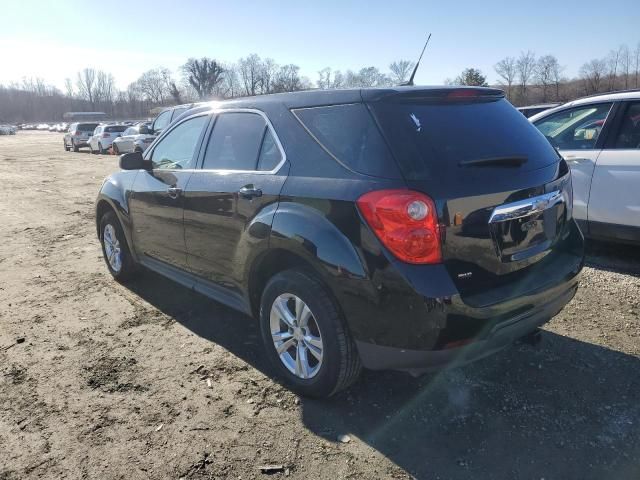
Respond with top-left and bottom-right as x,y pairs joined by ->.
99,211 -> 136,282
72,140 -> 79,152
112,143 -> 119,155
64,141 -> 70,151
98,143 -> 107,155
259,269 -> 362,397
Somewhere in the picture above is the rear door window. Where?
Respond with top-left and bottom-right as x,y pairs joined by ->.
610,102 -> 640,149
153,110 -> 172,132
293,103 -> 396,178
105,125 -> 128,133
78,123 -> 98,131
202,112 -> 267,171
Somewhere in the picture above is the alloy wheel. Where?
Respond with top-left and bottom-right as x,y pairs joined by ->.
103,224 -> 122,273
269,294 -> 323,379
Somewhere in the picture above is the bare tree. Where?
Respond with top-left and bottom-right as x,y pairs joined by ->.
606,48 -> 622,91
580,59 -> 607,94
136,68 -> 172,104
76,68 -> 97,108
494,56 -> 517,100
64,78 -> 74,98
317,67 -> 332,89
551,59 -> 565,101
388,60 -> 415,84
238,54 -> 263,96
635,42 -> 640,88
619,45 -> 631,89
535,55 -> 561,102
272,64 -> 306,93
218,64 -> 240,98
260,58 -> 279,94
516,51 -> 536,104
181,58 -> 225,99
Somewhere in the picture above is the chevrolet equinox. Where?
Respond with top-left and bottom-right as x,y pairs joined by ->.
95,86 -> 584,397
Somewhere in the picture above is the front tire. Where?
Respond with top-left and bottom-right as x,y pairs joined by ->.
259,269 -> 362,397
112,143 -> 119,155
99,211 -> 136,282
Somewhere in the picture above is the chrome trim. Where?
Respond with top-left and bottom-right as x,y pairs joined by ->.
489,191 -> 564,223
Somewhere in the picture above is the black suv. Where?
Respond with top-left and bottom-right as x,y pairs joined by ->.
96,87 -> 584,397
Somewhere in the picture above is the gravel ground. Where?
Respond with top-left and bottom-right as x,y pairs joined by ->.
1,131 -> 639,480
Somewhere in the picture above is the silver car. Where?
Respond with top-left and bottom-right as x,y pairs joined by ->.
111,123 -> 155,154
64,122 -> 99,151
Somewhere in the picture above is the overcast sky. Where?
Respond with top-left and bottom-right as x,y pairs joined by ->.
1,0 -> 639,90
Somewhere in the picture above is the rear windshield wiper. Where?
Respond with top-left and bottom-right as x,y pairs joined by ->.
458,156 -> 528,167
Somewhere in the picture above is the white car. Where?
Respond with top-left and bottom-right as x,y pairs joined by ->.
88,124 -> 128,154
0,125 -> 16,135
531,91 -> 640,244
63,122 -> 99,151
111,124 -> 155,154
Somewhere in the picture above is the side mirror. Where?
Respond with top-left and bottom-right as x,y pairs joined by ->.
139,125 -> 150,134
120,151 -> 151,170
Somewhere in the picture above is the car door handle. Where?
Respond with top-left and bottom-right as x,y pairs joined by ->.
565,156 -> 590,165
238,185 -> 262,199
167,187 -> 182,199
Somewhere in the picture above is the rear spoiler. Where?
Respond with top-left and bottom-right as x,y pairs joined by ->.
363,87 -> 505,103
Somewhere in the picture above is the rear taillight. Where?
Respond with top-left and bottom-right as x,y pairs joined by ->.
357,189 -> 441,264
102,133 -> 110,138
73,130 -> 80,136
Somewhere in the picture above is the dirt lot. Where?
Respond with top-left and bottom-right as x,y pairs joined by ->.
1,130 -> 639,480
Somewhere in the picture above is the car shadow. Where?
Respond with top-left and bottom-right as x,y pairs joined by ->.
585,240 -> 640,276
123,269 -> 640,480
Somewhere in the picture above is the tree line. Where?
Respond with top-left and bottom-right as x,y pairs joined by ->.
448,42 -> 640,105
0,55 -> 415,122
1,41 -> 639,122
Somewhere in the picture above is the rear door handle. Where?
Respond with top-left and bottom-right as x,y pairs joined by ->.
565,156 -> 590,165
167,186 -> 182,199
238,185 -> 262,199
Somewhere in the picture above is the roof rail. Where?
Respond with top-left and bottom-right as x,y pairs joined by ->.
576,88 -> 640,101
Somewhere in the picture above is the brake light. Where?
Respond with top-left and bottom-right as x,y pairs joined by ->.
357,189 -> 441,264
447,89 -> 482,98
73,130 -> 80,136
102,133 -> 110,138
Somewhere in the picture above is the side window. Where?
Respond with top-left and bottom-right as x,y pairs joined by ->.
153,110 -> 172,133
202,112 -> 267,170
150,115 -> 208,170
611,102 -> 640,149
257,129 -> 283,171
533,103 -> 613,150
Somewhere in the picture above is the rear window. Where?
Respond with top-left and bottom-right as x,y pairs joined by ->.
105,125 -> 128,133
78,123 -> 98,131
293,103 -> 397,178
371,98 -> 559,180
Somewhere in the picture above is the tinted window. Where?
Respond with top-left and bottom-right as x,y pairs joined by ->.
151,115 -> 208,170
153,110 -> 172,132
372,98 -> 559,180
612,102 -> 640,149
533,103 -> 613,150
293,103 -> 394,177
257,129 -> 282,171
105,125 -> 127,133
202,113 -> 266,170
78,123 -> 98,131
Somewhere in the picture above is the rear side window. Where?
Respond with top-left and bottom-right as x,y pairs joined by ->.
153,110 -> 172,132
372,98 -> 560,180
171,107 -> 188,121
611,102 -> 640,149
105,125 -> 127,133
78,123 -> 98,131
202,112 -> 269,171
293,103 -> 395,178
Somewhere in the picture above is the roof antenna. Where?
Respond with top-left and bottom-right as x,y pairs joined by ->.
403,33 -> 431,86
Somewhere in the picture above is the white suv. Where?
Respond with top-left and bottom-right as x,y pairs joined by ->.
88,124 -> 128,154
64,122 -> 99,151
531,90 -> 640,244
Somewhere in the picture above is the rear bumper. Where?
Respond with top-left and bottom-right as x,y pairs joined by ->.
356,276 -> 578,372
